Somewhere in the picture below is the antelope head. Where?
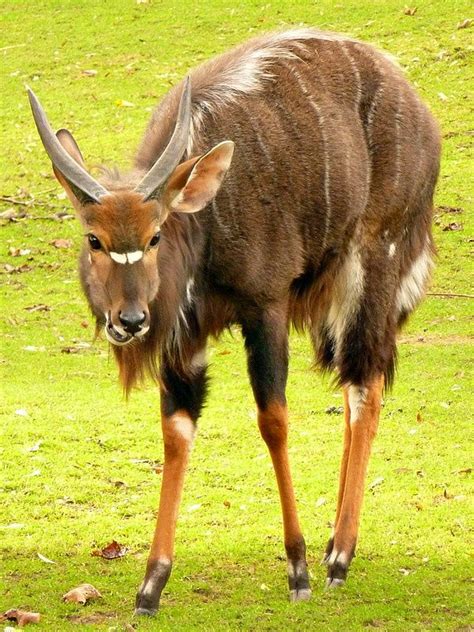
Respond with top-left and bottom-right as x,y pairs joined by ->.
28,80 -> 234,346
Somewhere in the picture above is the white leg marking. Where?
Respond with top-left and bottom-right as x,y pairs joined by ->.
396,244 -> 433,313
170,414 -> 196,445
348,385 -> 368,424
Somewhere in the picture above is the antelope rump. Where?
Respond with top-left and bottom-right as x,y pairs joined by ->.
28,28 -> 440,615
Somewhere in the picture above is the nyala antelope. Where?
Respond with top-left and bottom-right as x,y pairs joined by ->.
29,28 -> 440,614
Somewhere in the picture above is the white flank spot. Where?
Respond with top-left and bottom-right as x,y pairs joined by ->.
110,251 -> 127,264
327,244 -> 365,359
396,244 -> 433,314
388,242 -> 396,258
171,414 -> 196,444
348,385 -> 368,424
127,250 -> 143,263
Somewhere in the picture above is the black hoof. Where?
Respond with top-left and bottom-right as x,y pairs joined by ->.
134,606 -> 157,617
289,587 -> 312,602
323,545 -> 353,589
135,558 -> 172,616
287,556 -> 311,603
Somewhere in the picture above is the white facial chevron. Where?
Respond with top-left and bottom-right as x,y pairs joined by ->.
110,250 -> 143,264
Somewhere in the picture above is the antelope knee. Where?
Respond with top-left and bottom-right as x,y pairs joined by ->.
163,413 -> 196,459
258,402 -> 288,449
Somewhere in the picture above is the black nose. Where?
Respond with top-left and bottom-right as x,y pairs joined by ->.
119,310 -> 146,334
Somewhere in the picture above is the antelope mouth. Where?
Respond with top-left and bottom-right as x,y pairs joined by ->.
104,314 -> 150,346
104,316 -> 133,346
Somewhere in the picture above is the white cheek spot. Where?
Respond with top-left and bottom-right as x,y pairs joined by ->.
109,250 -> 144,264
171,414 -> 196,445
110,251 -> 127,264
127,250 -> 143,263
348,385 -> 368,424
88,253 -> 92,264
388,242 -> 396,258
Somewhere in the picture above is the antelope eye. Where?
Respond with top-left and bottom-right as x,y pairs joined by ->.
149,232 -> 161,248
88,234 -> 102,250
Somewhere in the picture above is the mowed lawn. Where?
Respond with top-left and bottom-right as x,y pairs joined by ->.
1,1 -> 472,630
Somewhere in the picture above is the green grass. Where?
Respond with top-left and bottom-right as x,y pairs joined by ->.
1,1 -> 473,630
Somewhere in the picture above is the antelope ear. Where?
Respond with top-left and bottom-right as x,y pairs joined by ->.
164,141 -> 234,214
53,129 -> 90,211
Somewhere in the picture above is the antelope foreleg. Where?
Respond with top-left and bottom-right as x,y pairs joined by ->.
258,403 -> 311,602
135,410 -> 195,615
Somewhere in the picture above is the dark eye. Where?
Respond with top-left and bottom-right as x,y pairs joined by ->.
88,234 -> 102,250
149,232 -> 161,248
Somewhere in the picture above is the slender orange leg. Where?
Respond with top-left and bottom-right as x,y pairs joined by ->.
325,375 -> 384,587
135,409 -> 195,615
323,388 -> 352,562
258,402 -> 311,601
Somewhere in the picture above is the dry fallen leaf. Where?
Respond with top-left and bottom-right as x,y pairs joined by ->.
398,568 -> 412,576
61,342 -> 92,354
91,540 -> 129,560
37,552 -> 56,564
403,6 -> 417,15
8,247 -> 31,257
62,583 -> 102,605
116,99 -> 135,107
51,238 -> 73,249
442,222 -> 463,231
81,69 -> 98,76
25,304 -> 50,313
315,497 -> 327,508
1,608 -> 41,626
26,441 -> 42,453
457,18 -> 472,29
368,476 -> 384,490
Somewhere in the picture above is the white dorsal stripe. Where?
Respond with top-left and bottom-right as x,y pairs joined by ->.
109,250 -> 144,264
